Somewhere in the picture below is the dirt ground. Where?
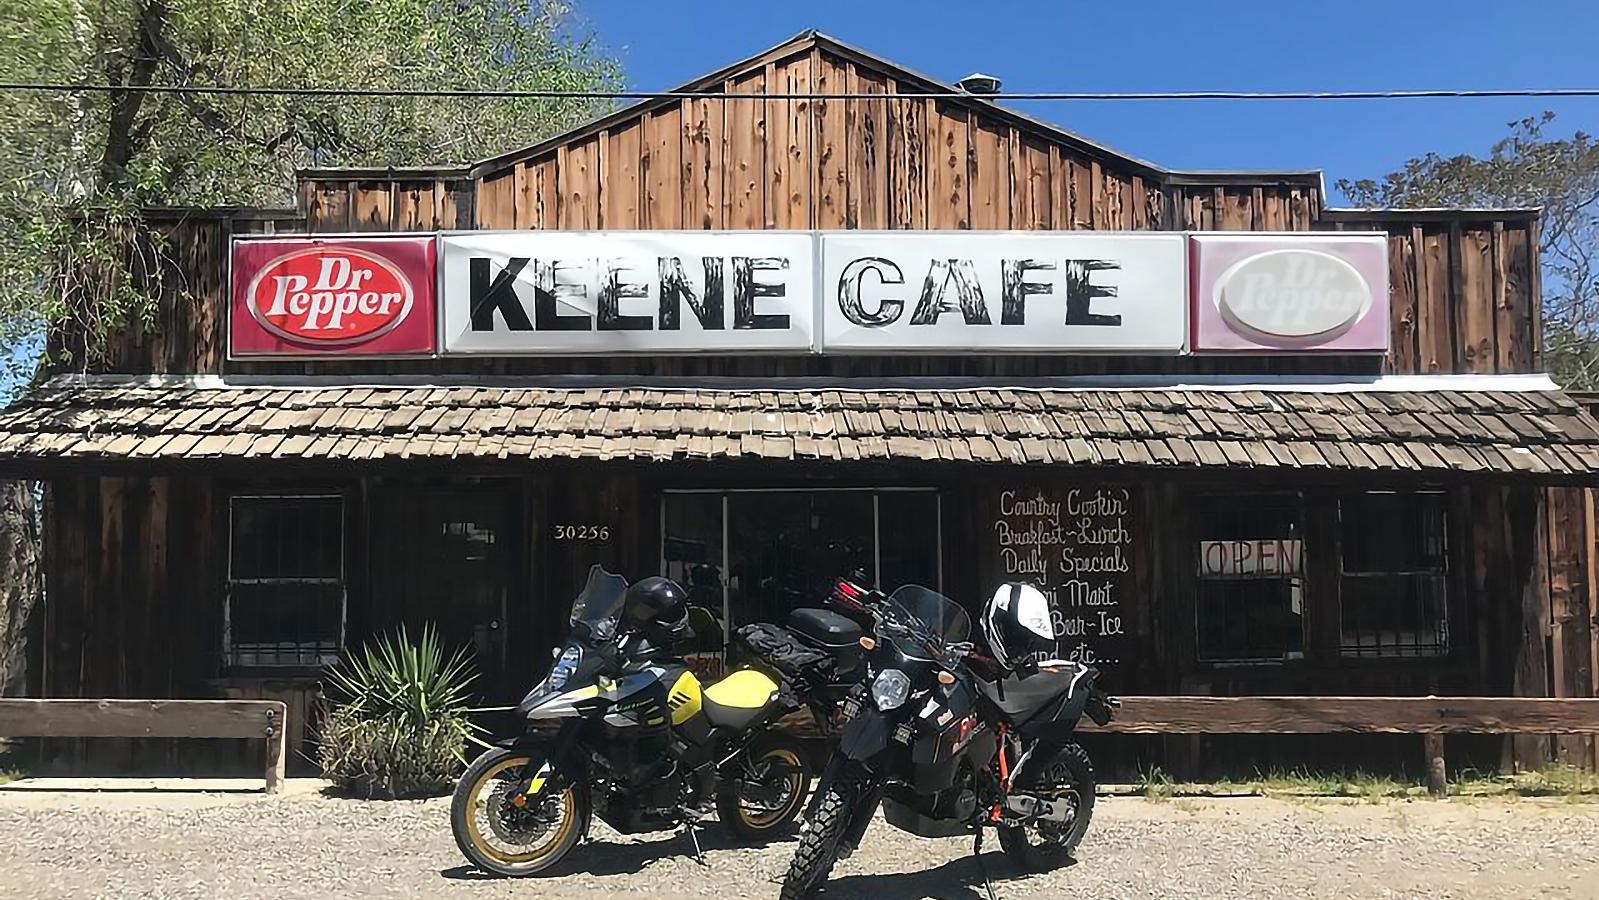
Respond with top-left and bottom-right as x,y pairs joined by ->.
1,781 -> 1596,899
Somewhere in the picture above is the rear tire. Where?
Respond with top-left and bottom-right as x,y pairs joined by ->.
997,742 -> 1096,872
718,734 -> 813,841
779,771 -> 858,900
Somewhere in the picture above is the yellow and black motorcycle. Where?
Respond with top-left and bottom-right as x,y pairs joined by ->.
451,566 -> 812,877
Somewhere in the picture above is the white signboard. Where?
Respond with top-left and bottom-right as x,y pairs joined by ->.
440,231 -> 816,355
819,232 -> 1188,353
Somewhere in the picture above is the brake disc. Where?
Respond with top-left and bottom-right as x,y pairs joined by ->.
487,779 -> 558,845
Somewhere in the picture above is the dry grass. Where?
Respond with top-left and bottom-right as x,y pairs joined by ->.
1128,764 -> 1599,803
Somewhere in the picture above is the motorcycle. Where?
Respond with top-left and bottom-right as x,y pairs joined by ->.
780,583 -> 1118,899
733,573 -> 878,736
451,565 -> 813,877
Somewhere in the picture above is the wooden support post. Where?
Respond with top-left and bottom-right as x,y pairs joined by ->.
264,706 -> 285,795
1424,733 -> 1447,796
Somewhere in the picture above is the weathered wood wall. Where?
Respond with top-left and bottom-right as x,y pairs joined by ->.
32,33 -> 1594,776
1325,210 -> 1541,377
39,476 -> 244,769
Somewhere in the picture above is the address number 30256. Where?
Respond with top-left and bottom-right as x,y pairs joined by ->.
553,524 -> 611,541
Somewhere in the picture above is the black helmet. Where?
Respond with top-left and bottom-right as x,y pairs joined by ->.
622,576 -> 690,638
980,582 -> 1056,670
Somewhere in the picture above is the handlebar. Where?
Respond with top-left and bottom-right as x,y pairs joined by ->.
830,574 -> 969,669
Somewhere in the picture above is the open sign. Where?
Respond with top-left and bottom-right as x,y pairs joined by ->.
1197,539 -> 1304,578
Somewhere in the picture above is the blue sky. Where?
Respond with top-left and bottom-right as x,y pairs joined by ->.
579,0 -> 1599,204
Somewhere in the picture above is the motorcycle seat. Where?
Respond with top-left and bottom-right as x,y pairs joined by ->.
974,666 -> 1084,725
702,669 -> 779,732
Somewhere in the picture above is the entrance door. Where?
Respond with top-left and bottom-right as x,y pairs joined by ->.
368,483 -> 521,700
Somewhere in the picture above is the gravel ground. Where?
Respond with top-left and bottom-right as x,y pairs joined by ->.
2,786 -> 1597,899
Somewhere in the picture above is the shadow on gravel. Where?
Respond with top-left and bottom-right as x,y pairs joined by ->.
439,824 -> 802,880
824,851 -> 1059,900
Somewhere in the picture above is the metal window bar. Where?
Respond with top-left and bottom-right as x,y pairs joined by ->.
226,494 -> 346,667
1338,491 -> 1449,658
1193,493 -> 1304,664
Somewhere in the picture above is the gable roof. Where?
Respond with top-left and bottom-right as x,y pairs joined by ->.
297,29 -> 1324,191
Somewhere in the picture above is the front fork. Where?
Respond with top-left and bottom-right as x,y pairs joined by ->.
508,720 -> 583,800
806,754 -> 883,859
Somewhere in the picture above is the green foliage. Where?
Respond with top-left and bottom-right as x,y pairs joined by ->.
0,0 -> 619,384
1338,113 -> 1599,388
1136,765 -> 1177,802
318,624 -> 481,799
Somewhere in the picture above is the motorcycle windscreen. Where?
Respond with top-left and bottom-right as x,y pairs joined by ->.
882,585 -> 971,661
839,707 -> 892,761
570,564 -> 629,639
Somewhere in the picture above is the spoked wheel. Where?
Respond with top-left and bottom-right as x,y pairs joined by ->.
451,747 -> 589,877
998,742 -> 1096,872
780,770 -> 861,900
718,736 -> 812,840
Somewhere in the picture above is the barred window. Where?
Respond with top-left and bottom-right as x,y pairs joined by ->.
227,495 -> 345,667
1195,494 -> 1306,663
1339,491 -> 1449,658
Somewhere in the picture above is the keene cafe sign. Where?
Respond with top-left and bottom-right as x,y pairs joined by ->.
228,230 -> 1388,358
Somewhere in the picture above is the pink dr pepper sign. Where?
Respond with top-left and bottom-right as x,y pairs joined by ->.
1189,233 -> 1389,354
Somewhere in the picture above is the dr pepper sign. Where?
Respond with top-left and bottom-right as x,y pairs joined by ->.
230,236 -> 437,357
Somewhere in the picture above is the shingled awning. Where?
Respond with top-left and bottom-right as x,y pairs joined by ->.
1,376 -> 1597,477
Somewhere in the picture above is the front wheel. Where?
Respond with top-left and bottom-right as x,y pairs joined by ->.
451,747 -> 589,877
718,735 -> 813,840
998,742 -> 1096,872
779,770 -> 859,900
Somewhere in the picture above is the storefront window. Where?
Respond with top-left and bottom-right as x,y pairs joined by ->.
1339,491 -> 1449,657
1195,494 -> 1305,663
661,489 -> 940,644
662,492 -> 726,660
226,494 -> 345,667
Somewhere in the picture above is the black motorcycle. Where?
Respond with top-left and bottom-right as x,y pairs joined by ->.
451,566 -> 812,877
780,583 -> 1117,899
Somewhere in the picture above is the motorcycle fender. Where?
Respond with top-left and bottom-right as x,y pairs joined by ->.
498,732 -> 584,800
839,707 -> 891,761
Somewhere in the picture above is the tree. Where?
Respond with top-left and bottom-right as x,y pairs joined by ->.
0,0 -> 617,697
1339,113 -> 1599,389
0,0 -> 619,376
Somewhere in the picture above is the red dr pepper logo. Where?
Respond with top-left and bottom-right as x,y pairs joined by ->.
244,247 -> 415,345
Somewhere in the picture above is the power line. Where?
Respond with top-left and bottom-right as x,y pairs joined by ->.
2,82 -> 1599,101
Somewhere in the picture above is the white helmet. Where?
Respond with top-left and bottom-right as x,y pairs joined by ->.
981,582 -> 1055,669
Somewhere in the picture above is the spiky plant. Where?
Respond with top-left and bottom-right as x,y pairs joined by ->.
318,624 -> 480,799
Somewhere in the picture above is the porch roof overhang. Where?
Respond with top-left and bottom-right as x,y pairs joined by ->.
2,374 -> 1598,481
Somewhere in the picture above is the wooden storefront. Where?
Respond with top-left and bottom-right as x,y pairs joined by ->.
2,32 -> 1597,777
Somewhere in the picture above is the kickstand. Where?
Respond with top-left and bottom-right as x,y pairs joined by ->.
683,821 -> 708,867
972,830 -> 998,900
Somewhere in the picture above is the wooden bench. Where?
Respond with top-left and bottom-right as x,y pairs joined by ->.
1081,696 -> 1599,795
0,699 -> 288,793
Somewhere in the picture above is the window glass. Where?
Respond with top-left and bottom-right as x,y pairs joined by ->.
1195,494 -> 1305,662
228,495 -> 344,667
661,490 -> 941,646
878,492 -> 941,591
727,492 -> 874,628
1340,491 -> 1449,657
662,492 -> 725,657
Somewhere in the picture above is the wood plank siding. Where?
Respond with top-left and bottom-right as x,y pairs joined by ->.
26,31 -> 1598,779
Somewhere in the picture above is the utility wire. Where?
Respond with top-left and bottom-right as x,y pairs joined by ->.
2,83 -> 1599,101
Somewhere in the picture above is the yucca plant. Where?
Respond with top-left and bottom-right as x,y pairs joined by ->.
318,624 -> 481,799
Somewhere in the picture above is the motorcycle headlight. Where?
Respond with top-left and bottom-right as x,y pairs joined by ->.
871,668 -> 912,711
545,645 -> 581,692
